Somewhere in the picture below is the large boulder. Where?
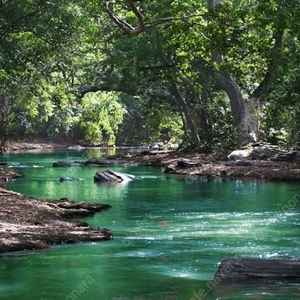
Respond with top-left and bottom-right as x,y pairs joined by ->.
94,170 -> 134,183
228,145 -> 285,161
250,145 -> 281,160
228,149 -> 251,161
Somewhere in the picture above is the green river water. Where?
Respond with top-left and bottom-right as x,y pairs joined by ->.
0,149 -> 300,300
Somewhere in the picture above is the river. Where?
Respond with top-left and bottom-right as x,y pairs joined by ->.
0,149 -> 299,300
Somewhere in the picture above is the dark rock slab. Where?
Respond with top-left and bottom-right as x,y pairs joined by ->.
214,257 -> 300,282
164,164 -> 177,174
272,151 -> 300,164
94,170 -> 134,183
250,145 -> 281,160
177,158 -> 202,169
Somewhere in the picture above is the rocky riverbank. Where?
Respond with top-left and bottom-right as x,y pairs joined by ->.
119,146 -> 300,183
0,168 -> 113,253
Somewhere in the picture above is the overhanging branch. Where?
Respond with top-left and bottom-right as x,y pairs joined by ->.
104,1 -> 205,36
104,0 -> 145,36
79,84 -> 137,97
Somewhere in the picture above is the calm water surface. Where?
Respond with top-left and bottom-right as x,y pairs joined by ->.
0,149 -> 300,300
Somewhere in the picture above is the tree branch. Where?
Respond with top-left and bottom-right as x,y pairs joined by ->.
104,1 -> 205,36
79,84 -> 137,97
251,26 -> 285,100
104,1 -> 145,36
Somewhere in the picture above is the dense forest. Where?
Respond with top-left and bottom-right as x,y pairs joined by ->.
1,0 -> 300,152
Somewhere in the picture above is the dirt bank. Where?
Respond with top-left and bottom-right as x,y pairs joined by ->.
6,138 -> 72,152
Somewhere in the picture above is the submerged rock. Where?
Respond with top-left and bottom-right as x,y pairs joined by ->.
53,162 -> 73,167
59,177 -> 82,182
94,170 -> 134,183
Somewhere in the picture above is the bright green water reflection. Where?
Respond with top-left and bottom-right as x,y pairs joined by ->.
0,150 -> 300,300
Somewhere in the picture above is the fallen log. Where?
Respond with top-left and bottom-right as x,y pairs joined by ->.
214,257 -> 300,282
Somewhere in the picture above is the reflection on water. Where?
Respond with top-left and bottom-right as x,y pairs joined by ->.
0,150 -> 299,299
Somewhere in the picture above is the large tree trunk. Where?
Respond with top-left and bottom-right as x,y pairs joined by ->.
208,0 -> 259,146
217,69 -> 259,146
172,83 -> 202,150
160,52 -> 202,150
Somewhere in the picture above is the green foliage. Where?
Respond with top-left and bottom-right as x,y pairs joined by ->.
79,92 -> 125,146
144,108 -> 184,144
1,0 -> 300,151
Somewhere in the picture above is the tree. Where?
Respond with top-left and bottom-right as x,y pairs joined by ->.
0,0 -> 119,150
102,0 -> 292,148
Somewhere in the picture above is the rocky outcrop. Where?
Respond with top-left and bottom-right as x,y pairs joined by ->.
214,257 -> 300,282
0,188 -> 113,253
228,145 -> 300,164
94,170 -> 134,183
